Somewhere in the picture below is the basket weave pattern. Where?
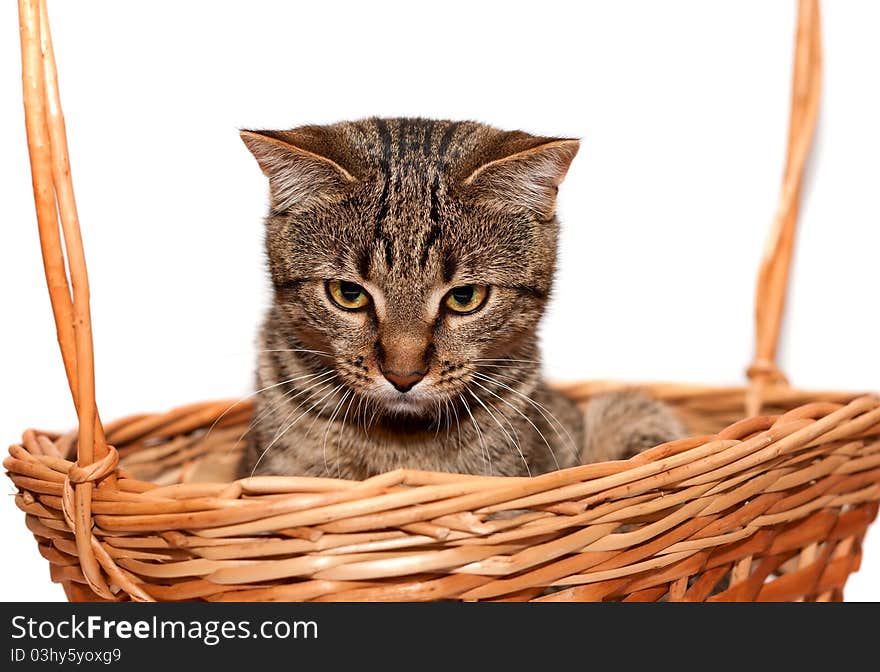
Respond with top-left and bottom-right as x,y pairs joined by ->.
10,384 -> 880,602
6,0 -> 880,601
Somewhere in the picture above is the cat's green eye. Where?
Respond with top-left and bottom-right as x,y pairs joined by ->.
327,280 -> 370,311
444,284 -> 489,314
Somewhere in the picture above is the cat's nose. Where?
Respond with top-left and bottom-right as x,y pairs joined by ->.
381,369 -> 426,393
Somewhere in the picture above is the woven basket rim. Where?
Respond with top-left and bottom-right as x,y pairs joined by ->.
7,381 -> 880,601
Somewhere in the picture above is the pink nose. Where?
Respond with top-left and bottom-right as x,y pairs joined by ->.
382,369 -> 425,393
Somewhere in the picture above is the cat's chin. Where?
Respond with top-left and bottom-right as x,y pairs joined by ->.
361,384 -> 442,418
379,396 -> 435,417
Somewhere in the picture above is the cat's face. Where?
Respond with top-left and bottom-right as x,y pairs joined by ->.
243,119 -> 578,418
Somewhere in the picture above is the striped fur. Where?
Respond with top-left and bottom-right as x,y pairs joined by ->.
238,118 -> 682,478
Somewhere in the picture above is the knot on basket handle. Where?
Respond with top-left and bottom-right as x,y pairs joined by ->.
59,444 -> 153,602
67,444 -> 119,485
746,358 -> 789,387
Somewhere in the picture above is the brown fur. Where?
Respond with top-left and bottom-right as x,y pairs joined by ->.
238,117 -> 683,478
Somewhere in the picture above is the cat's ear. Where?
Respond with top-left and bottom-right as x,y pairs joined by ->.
463,138 -> 579,220
240,129 -> 356,211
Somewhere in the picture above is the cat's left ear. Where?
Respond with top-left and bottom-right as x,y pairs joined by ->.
463,138 -> 579,220
240,129 -> 356,211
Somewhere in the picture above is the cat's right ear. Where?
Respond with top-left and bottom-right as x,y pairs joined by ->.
240,130 -> 356,211
463,137 -> 579,220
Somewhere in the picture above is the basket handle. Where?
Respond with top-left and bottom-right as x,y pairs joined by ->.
746,0 -> 822,415
18,0 -> 117,598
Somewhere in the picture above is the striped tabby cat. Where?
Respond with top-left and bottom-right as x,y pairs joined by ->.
238,118 -> 683,478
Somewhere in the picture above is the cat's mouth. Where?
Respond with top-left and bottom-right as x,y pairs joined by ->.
367,382 -> 440,417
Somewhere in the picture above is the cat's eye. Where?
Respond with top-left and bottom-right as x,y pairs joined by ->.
444,284 -> 489,314
326,280 -> 371,311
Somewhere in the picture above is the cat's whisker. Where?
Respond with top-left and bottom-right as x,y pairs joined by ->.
304,385 -> 344,440
247,370 -> 335,425
473,367 -> 526,381
249,377 -> 339,475
433,399 -> 444,439
473,372 -> 580,463
450,398 -> 463,455
205,368 -> 333,443
254,348 -> 333,357
459,392 -> 491,476
364,398 -> 376,436
254,377 -> 338,456
354,394 -> 367,437
235,370 -> 337,451
317,388 -> 352,477
255,381 -> 343,476
467,388 -> 531,477
473,362 -> 540,372
279,382 -> 344,472
493,397 -> 525,466
367,400 -> 382,432
469,378 -> 560,472
335,391 -> 358,479
473,358 -> 539,364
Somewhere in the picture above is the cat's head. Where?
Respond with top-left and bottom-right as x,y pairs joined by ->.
241,118 -> 578,417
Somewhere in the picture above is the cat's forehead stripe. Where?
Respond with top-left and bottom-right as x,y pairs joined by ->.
396,118 -> 409,161
372,117 -> 392,228
366,118 -> 460,278
436,121 -> 460,164
371,118 -> 394,274
421,118 -> 435,158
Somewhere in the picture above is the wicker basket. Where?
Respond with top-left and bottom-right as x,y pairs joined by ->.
7,0 -> 879,602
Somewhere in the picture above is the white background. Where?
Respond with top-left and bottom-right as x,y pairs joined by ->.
1,1 -> 877,601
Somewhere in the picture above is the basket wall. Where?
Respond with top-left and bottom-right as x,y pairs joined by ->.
7,382 -> 879,602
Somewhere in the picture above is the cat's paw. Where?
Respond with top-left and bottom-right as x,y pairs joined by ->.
580,390 -> 686,463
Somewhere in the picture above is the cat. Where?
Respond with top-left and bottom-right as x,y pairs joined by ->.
237,117 -> 684,479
